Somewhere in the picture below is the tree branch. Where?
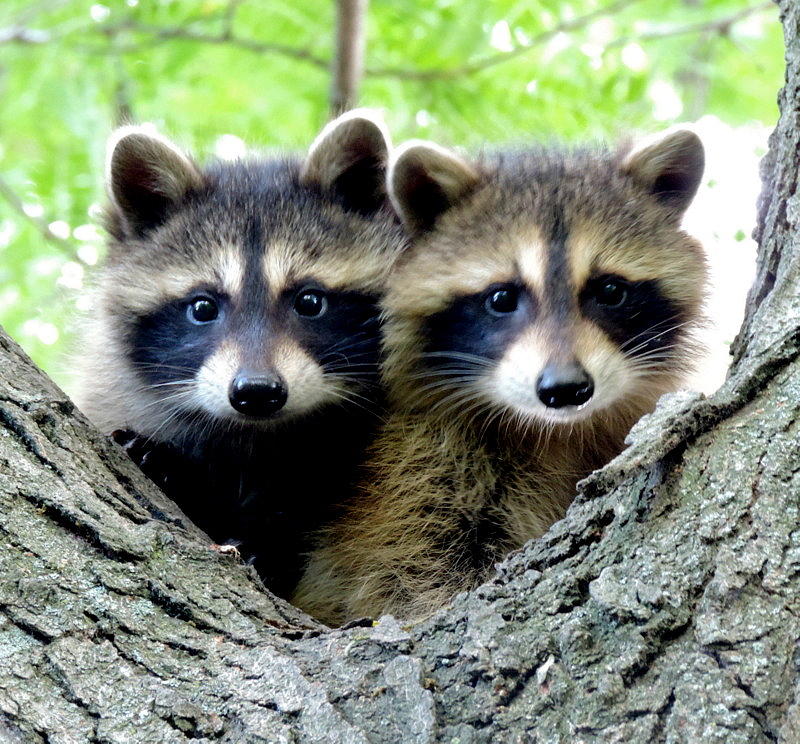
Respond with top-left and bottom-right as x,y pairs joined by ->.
330,0 -> 369,116
605,1 -> 775,49
222,0 -> 246,37
0,1 -> 774,82
367,0 -> 645,80
89,22 -> 331,70
0,175 -> 74,256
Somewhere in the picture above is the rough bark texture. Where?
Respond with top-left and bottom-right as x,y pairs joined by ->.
0,3 -> 798,741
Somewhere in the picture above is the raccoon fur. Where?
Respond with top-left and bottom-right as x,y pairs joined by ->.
293,129 -> 708,623
75,110 -> 406,597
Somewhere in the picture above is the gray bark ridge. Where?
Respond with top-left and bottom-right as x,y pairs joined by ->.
0,1 -> 798,740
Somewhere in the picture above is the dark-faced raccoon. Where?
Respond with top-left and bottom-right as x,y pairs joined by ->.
75,110 -> 406,596
293,129 -> 708,623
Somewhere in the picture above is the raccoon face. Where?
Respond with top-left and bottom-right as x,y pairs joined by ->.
93,111 -> 404,443
384,131 -> 707,429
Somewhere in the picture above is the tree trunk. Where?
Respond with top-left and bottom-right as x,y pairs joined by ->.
0,3 -> 798,741
330,0 -> 368,116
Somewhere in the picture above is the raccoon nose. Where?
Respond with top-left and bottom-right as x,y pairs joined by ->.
228,374 -> 288,417
536,362 -> 594,409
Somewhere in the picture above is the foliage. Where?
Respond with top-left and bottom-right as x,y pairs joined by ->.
0,0 -> 782,387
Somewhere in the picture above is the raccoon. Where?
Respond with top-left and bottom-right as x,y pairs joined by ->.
292,129 -> 708,623
75,110 -> 406,596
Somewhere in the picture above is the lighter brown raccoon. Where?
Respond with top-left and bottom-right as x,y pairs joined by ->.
293,129 -> 708,624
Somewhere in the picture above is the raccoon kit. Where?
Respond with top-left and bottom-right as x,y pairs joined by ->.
75,111 -> 405,596
293,130 -> 708,624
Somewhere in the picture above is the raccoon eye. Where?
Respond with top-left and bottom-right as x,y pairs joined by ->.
594,279 -> 628,308
294,289 -> 328,318
485,287 -> 519,316
187,297 -> 219,324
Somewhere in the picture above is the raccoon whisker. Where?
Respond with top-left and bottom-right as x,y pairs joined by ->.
322,360 -> 379,374
131,361 -> 200,374
146,380 -> 197,390
414,377 -> 487,401
421,387 -> 477,417
464,403 -> 494,436
439,397 -> 491,432
626,360 -> 678,374
626,352 -> 684,370
324,372 -> 382,393
320,350 -> 379,370
501,407 -> 529,442
319,332 -> 377,356
627,357 -> 679,371
622,340 -> 681,362
628,342 -> 680,355
323,388 -> 383,419
421,351 -> 495,368
478,404 -> 507,441
628,342 -> 682,356
128,380 -> 190,398
143,405 -> 193,446
322,352 -> 358,369
199,410 -> 229,446
409,372 -> 488,392
406,368 -> 488,382
426,387 -> 492,421
323,334 -> 375,353
324,367 -> 378,377
620,320 -> 694,356
617,314 -> 685,351
418,393 -> 483,417
414,373 -> 485,389
323,376 -> 382,404
321,350 -> 377,362
133,388 -> 197,414
320,348 -> 378,366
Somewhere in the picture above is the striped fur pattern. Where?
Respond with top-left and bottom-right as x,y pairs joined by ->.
293,130 -> 708,624
74,111 -> 407,595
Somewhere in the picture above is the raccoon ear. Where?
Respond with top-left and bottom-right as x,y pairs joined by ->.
388,140 -> 480,233
106,126 -> 202,237
301,108 -> 391,214
622,129 -> 704,217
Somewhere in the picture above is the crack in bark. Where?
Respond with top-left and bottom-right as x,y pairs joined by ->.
19,489 -> 147,564
0,403 -> 64,477
1,608 -> 56,645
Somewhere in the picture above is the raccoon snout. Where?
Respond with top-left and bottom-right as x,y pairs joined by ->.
228,373 -> 288,417
536,362 -> 594,409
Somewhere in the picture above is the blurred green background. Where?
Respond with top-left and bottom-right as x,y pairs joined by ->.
0,0 -> 783,391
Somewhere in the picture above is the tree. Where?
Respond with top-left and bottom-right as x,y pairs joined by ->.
0,3 -> 797,742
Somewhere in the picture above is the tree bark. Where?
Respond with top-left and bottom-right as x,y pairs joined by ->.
0,2 -> 798,741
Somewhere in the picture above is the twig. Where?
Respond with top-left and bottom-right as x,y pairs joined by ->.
88,22 -> 331,70
605,1 -> 774,48
0,175 -> 74,256
367,0 -> 646,80
331,0 -> 368,115
222,0 -> 246,37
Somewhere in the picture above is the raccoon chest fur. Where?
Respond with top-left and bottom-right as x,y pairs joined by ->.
292,413 -> 623,623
